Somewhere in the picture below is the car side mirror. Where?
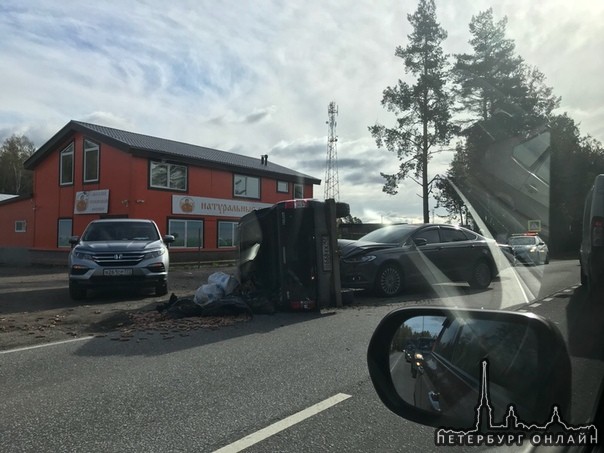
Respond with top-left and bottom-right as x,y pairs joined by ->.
367,307 -> 571,429
69,236 -> 80,247
163,234 -> 175,244
413,238 -> 428,247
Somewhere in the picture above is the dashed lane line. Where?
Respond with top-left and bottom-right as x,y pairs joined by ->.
0,336 -> 94,354
212,393 -> 352,453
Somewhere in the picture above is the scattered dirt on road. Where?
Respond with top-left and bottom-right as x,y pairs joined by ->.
0,263 -> 248,350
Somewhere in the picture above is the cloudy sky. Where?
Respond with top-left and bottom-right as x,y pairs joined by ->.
1,0 -> 603,223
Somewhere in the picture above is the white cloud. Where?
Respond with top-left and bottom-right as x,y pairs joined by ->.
1,0 -> 603,222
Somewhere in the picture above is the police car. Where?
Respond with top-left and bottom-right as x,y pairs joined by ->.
508,233 -> 550,265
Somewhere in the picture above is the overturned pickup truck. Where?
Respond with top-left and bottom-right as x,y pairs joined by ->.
238,199 -> 349,312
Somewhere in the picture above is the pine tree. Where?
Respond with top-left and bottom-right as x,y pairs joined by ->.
453,8 -> 559,132
369,0 -> 453,223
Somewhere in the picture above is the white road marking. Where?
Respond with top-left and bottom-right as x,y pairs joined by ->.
543,297 -> 553,302
563,289 -> 572,292
390,352 -> 405,373
213,393 -> 352,453
531,303 -> 542,308
0,336 -> 94,354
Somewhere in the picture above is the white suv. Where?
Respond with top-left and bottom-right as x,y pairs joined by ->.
508,233 -> 549,265
68,219 -> 174,300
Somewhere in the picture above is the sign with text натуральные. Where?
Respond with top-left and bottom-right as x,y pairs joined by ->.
172,195 -> 272,218
74,190 -> 109,214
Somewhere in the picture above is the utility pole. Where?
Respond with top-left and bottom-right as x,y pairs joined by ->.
324,101 -> 340,201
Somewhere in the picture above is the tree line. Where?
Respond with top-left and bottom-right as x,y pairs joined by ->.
0,135 -> 35,196
371,0 -> 604,255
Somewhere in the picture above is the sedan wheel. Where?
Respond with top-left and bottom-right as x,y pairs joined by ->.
375,264 -> 403,297
468,260 -> 492,289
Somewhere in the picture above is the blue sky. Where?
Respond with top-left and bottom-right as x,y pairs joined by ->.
1,0 -> 603,222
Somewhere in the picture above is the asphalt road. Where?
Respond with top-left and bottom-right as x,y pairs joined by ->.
1,259 -> 601,452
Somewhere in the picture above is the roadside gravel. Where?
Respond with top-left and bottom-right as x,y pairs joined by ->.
0,263 -> 245,351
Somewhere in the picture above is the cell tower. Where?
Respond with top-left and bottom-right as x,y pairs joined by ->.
324,101 -> 340,201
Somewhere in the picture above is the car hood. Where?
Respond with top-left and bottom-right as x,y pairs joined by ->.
511,245 -> 535,251
338,239 -> 399,258
74,240 -> 162,252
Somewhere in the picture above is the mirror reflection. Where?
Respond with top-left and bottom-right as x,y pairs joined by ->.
389,315 -> 541,422
390,316 -> 445,403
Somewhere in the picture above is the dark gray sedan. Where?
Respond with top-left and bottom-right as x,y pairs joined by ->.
338,224 -> 509,297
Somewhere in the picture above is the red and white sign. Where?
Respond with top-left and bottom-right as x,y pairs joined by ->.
74,190 -> 109,214
172,195 -> 271,218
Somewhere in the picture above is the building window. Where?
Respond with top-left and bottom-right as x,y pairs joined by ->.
218,221 -> 237,248
277,181 -> 289,193
58,218 -> 72,247
15,221 -> 26,233
83,139 -> 100,183
60,143 -> 74,186
169,219 -> 203,248
234,174 -> 260,199
294,183 -> 304,198
150,161 -> 187,191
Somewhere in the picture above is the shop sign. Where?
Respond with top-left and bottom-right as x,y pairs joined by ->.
172,195 -> 271,218
74,190 -> 109,214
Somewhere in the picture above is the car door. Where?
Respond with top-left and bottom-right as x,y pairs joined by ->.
408,226 -> 445,283
536,237 -> 548,262
413,318 -> 476,422
437,227 -> 480,280
416,316 -> 540,423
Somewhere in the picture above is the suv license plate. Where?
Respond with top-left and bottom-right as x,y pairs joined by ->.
103,269 -> 133,276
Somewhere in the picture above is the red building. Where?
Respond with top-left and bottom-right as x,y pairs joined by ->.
0,121 -> 319,264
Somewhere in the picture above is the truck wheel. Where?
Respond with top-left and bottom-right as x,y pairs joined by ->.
69,282 -> 86,300
155,282 -> 168,296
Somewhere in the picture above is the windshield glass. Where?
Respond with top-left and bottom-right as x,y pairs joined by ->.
509,237 -> 537,246
82,222 -> 159,241
358,225 -> 416,243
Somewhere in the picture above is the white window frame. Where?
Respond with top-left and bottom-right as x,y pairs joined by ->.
150,161 -> 187,191
83,139 -> 100,183
277,180 -> 289,193
58,218 -> 72,248
234,174 -> 260,199
60,143 -> 74,186
168,219 -> 203,248
217,221 -> 237,248
15,220 -> 26,233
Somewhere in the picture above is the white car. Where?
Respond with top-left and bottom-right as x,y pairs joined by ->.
508,233 -> 549,265
68,219 -> 174,300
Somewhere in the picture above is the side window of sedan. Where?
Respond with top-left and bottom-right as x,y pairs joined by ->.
440,227 -> 468,243
412,228 -> 440,245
